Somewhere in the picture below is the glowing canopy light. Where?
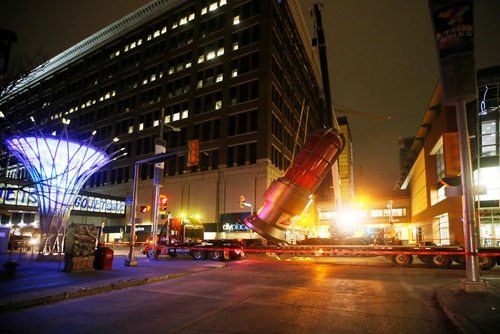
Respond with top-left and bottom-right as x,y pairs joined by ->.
4,135 -> 110,255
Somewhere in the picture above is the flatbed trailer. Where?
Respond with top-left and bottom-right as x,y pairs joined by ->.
150,240 -> 244,261
242,244 -> 500,269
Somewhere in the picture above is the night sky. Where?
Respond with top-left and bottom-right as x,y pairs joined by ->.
2,0 -> 500,194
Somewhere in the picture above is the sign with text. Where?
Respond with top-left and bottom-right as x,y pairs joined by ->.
0,183 -> 126,215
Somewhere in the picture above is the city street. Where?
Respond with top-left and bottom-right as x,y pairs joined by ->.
1,255 -> 490,333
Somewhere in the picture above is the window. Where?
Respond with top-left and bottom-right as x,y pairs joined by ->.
193,119 -> 221,142
200,13 -> 226,37
232,25 -> 260,49
437,213 -> 450,245
481,120 -> 498,157
196,65 -> 223,89
229,80 -> 259,105
227,142 -> 257,167
198,39 -> 225,64
231,52 -> 259,78
271,145 -> 282,169
435,145 -> 445,180
195,91 -> 222,114
228,110 -> 257,136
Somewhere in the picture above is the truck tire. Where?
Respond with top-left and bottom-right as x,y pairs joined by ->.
431,255 -> 452,268
209,250 -> 224,261
391,254 -> 413,267
168,249 -> 177,257
479,256 -> 496,270
191,249 -> 207,261
229,251 -> 242,260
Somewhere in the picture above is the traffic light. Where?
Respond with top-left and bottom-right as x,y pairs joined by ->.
159,194 -> 168,211
239,195 -> 246,208
140,205 -> 151,213
187,139 -> 199,167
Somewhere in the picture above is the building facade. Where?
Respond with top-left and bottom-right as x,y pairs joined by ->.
398,66 -> 500,247
0,0 -> 339,242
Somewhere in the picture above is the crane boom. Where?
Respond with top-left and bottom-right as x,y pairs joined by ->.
313,3 -> 334,128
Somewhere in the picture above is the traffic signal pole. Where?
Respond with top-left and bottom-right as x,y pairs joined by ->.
125,148 -> 185,267
125,163 -> 140,266
152,137 -> 166,260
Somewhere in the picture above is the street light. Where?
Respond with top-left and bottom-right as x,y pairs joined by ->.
164,122 -> 181,132
243,202 -> 253,214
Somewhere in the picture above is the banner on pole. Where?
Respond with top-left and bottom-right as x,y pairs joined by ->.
429,0 -> 477,103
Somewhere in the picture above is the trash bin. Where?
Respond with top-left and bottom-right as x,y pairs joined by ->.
94,246 -> 114,270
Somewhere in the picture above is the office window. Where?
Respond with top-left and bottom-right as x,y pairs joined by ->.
230,80 -> 259,105
228,110 -> 258,136
196,65 -> 223,89
271,145 -> 282,170
193,119 -> 221,142
232,25 -> 260,49
195,91 -> 222,114
200,13 -> 226,37
231,51 -> 259,78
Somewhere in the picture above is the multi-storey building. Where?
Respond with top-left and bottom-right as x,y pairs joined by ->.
0,0 -> 339,243
398,66 -> 500,247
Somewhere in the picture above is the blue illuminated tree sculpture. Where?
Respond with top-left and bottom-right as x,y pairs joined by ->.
4,129 -> 113,257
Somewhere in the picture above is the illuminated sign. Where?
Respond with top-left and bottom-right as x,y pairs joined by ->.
0,183 -> 125,214
222,223 -> 250,232
219,213 -> 251,232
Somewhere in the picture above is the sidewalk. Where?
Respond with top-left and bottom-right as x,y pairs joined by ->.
436,277 -> 500,333
1,250 -> 500,334
0,248 -> 224,312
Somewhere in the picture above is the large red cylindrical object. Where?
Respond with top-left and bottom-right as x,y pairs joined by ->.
244,128 -> 344,243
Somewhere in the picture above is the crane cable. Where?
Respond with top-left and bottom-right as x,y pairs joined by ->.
292,99 -> 310,160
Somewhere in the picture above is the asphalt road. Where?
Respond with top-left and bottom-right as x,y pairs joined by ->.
0,255 -> 471,333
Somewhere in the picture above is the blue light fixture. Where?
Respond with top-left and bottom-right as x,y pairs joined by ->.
4,133 -> 111,256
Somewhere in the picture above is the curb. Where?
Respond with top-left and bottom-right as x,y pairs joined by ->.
435,286 -> 481,334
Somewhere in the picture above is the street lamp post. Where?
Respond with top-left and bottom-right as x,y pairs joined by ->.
151,108 -> 180,260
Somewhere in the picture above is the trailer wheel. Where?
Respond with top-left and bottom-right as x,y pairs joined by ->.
229,251 -> 242,260
391,254 -> 413,267
168,249 -> 177,257
209,250 -> 224,261
431,255 -> 452,268
479,256 -> 496,270
191,249 -> 207,261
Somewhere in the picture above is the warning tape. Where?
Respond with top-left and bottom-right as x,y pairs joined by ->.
104,242 -> 500,257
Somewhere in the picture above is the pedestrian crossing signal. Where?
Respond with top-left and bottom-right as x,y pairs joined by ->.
140,205 -> 151,213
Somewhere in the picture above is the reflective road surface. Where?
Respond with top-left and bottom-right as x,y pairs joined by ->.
0,255 -> 474,333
